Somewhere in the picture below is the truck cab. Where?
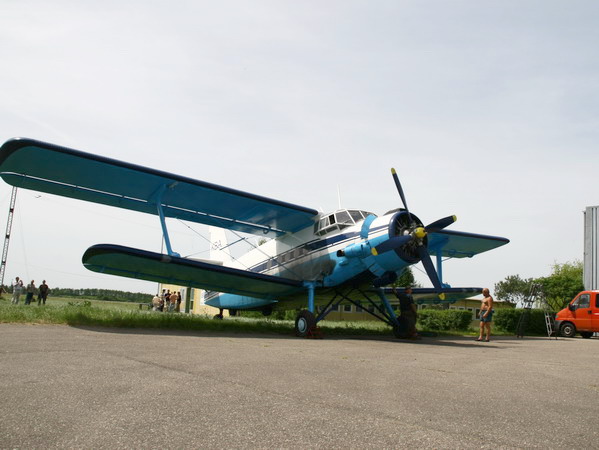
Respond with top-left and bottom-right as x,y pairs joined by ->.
555,290 -> 599,338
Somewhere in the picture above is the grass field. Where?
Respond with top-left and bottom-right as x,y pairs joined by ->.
0,296 -> 398,337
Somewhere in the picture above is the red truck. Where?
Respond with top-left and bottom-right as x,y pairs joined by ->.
555,291 -> 599,338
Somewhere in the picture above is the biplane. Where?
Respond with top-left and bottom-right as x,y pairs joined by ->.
0,138 -> 508,337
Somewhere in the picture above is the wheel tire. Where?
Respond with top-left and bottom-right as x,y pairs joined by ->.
560,322 -> 576,338
213,314 -> 224,320
229,309 -> 237,317
580,331 -> 593,339
261,306 -> 273,317
392,316 -> 410,339
295,310 -> 316,337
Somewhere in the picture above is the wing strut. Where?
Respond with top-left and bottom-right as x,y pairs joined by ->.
152,183 -> 179,257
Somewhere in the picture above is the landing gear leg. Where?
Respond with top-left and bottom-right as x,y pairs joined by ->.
213,308 -> 224,320
295,310 -> 316,337
375,288 -> 405,339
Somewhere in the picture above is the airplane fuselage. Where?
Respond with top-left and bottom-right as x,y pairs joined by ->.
205,209 -> 416,311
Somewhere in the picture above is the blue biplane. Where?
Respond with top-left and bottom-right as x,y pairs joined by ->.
0,138 -> 508,338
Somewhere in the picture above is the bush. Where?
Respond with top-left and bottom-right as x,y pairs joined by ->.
416,309 -> 472,331
494,308 -> 553,335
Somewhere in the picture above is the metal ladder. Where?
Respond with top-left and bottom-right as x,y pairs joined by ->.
516,283 -> 542,338
544,309 -> 557,339
0,186 -> 17,294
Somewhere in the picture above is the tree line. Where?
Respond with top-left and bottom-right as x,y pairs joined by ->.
494,260 -> 584,310
2,285 -> 151,303
51,288 -> 151,302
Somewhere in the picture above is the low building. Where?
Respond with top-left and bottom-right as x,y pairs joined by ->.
159,284 -> 229,317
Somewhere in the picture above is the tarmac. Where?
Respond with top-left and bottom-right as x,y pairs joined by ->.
0,323 -> 597,449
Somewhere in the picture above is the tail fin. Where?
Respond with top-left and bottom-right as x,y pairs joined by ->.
209,226 -> 233,264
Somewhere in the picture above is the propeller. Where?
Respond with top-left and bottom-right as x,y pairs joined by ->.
371,168 -> 458,299
391,168 -> 410,219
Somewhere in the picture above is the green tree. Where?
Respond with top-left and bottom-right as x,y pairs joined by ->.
393,267 -> 420,288
494,274 -> 534,306
536,261 -> 583,311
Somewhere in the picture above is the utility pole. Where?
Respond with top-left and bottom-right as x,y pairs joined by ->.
0,186 -> 18,294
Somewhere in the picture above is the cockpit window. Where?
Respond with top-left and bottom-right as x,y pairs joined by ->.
349,210 -> 364,222
335,210 -> 352,225
314,209 -> 377,236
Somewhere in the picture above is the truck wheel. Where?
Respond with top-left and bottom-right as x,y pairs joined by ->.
560,322 -> 576,338
580,331 -> 593,339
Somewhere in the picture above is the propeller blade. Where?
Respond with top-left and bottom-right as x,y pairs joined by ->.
372,235 -> 412,256
391,168 -> 410,214
417,245 -> 446,300
425,215 -> 457,231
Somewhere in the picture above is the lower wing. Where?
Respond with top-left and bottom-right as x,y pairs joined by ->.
82,244 -> 304,300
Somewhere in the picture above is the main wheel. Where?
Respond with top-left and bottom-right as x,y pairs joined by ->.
580,331 -> 593,339
261,306 -> 273,317
229,309 -> 238,317
295,310 -> 316,337
560,322 -> 576,338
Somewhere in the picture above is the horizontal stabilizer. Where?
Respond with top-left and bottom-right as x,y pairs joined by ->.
82,244 -> 304,300
0,138 -> 318,236
383,287 -> 482,304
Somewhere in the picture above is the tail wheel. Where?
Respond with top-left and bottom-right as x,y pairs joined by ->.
560,322 -> 576,338
295,310 -> 316,337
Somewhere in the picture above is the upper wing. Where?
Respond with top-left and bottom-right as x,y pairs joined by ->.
83,244 -> 305,299
0,138 -> 318,236
427,229 -> 509,258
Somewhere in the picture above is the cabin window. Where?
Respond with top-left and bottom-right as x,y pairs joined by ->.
331,304 -> 339,311
343,305 -> 352,312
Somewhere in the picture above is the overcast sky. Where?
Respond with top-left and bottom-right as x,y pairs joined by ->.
0,1 -> 598,296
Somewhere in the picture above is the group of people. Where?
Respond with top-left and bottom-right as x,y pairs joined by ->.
394,286 -> 495,341
10,277 -> 50,306
152,289 -> 182,312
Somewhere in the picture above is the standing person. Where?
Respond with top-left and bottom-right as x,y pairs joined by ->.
394,286 -> 419,338
159,289 -> 166,312
477,288 -> 494,342
169,291 -> 176,312
175,291 -> 182,312
38,280 -> 50,305
25,280 -> 36,305
152,293 -> 161,311
11,277 -> 23,304
164,290 -> 171,312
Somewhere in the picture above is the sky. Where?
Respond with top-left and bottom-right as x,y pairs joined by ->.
0,0 -> 598,295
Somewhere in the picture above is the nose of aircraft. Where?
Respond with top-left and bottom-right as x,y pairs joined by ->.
371,168 -> 458,299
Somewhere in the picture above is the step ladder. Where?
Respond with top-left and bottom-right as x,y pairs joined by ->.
544,310 -> 558,339
516,283 -> 541,338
